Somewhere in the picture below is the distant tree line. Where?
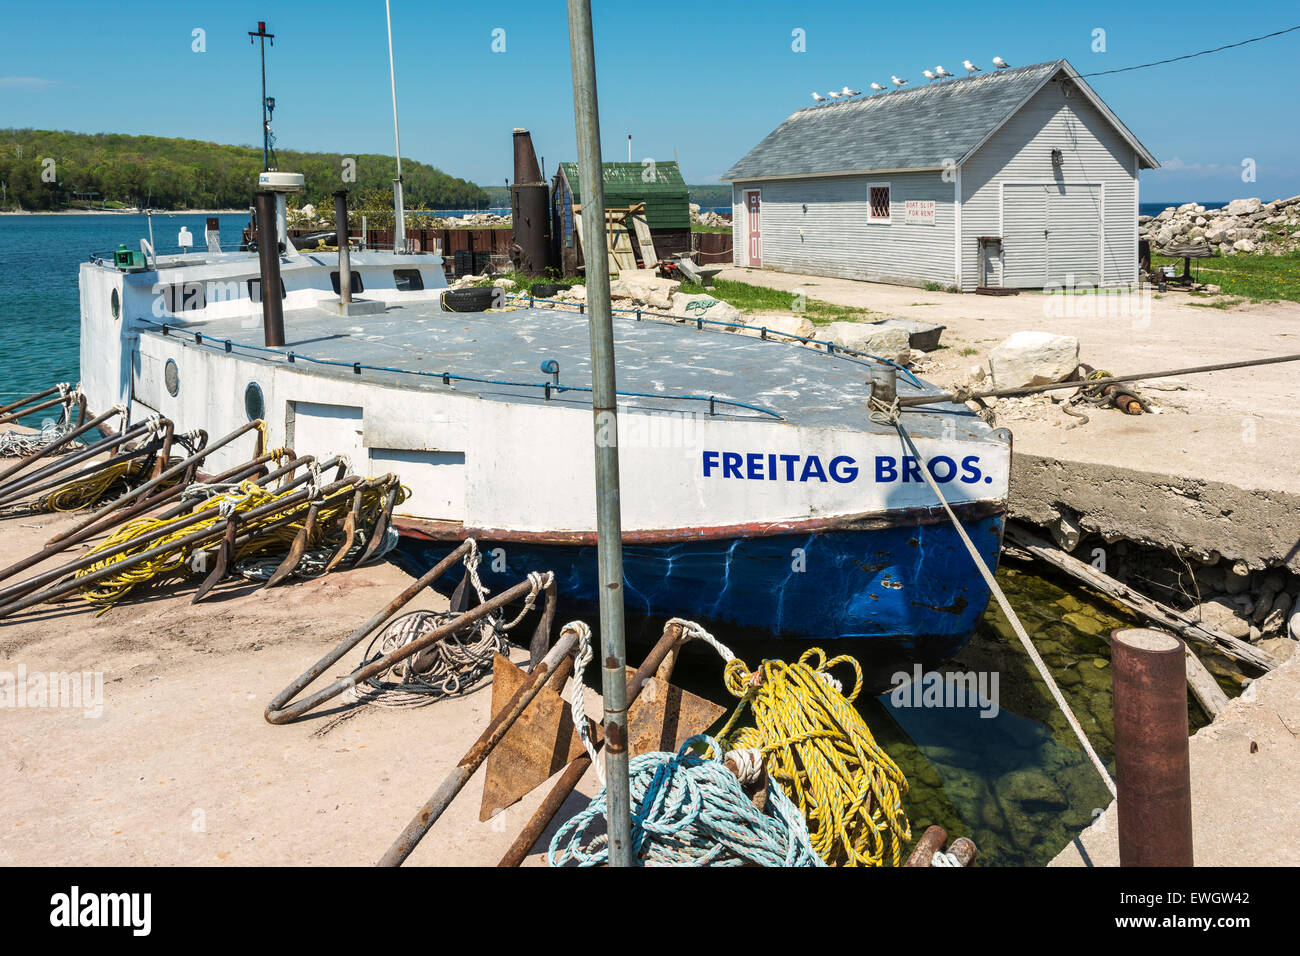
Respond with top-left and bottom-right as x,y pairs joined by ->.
0,129 -> 489,211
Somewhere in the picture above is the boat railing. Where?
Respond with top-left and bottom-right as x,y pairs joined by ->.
504,293 -> 927,390
131,317 -> 785,421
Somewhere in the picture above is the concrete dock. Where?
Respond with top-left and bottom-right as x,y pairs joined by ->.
717,266 -> 1300,572
1051,651 -> 1300,866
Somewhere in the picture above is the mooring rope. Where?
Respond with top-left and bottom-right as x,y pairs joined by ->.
339,559 -> 553,710
713,645 -> 912,867
871,396 -> 1118,797
547,734 -> 825,868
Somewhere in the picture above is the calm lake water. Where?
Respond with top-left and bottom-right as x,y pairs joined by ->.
2,212 -> 1224,866
0,213 -> 250,406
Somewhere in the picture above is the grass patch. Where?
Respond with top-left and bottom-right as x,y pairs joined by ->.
690,224 -> 732,234
1151,250 -> 1300,302
678,278 -> 873,325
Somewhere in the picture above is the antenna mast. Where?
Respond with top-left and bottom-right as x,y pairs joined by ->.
248,21 -> 276,172
385,0 -> 407,253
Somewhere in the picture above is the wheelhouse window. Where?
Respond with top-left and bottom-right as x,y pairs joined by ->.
868,184 -> 891,223
330,271 -> 364,294
159,282 -> 206,313
393,268 -> 424,291
247,277 -> 287,303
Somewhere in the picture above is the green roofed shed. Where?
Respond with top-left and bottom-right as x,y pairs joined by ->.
552,161 -> 692,274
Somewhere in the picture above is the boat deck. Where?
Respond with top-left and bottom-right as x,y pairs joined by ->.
144,298 -> 988,440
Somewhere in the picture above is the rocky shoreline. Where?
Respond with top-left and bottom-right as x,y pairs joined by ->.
1140,195 -> 1300,256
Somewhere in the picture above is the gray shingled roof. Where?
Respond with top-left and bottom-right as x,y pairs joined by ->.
723,60 -> 1155,180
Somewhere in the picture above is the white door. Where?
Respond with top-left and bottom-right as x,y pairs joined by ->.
1002,184 -> 1048,287
1002,183 -> 1102,288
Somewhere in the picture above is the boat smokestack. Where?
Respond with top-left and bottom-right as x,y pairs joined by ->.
254,190 -> 286,347
510,128 -> 551,274
334,189 -> 352,305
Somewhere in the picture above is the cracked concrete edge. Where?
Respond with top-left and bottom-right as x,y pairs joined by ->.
1009,452 -> 1300,572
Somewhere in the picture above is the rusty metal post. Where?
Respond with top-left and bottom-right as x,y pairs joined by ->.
1112,627 -> 1194,867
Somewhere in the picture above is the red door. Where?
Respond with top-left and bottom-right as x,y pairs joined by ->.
745,191 -> 761,267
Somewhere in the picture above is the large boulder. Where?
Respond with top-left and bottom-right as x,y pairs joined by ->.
987,331 -> 1080,387
724,312 -> 815,340
668,292 -> 741,326
1224,197 -> 1262,216
823,322 -> 911,362
868,317 -> 946,352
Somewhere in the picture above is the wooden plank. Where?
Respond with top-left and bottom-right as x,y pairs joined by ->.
606,210 -> 637,272
630,211 -> 657,265
1004,523 -> 1277,672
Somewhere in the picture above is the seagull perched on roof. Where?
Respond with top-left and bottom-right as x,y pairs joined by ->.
811,91 -> 827,103
992,56 -> 1010,69
870,81 -> 886,92
891,75 -> 908,88
840,85 -> 860,98
923,69 -> 937,82
935,65 -> 953,79
963,59 -> 981,74
827,90 -> 843,102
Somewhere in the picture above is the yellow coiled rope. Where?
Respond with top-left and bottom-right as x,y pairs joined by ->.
36,458 -> 179,512
73,476 -> 407,610
715,648 -> 912,867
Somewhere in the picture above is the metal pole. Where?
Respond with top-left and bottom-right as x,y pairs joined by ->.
1112,627 -> 1194,866
334,189 -> 352,305
254,190 -> 286,346
565,0 -> 632,867
384,0 -> 406,254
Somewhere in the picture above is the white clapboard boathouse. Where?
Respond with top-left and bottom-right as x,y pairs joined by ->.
723,59 -> 1158,291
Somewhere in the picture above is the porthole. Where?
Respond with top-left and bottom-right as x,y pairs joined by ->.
111,288 -> 120,320
164,358 -> 180,397
244,381 -> 265,422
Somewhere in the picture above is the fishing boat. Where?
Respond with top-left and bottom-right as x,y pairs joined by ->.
72,18 -> 1010,673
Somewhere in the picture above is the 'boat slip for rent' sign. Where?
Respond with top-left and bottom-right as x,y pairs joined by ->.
904,200 -> 936,225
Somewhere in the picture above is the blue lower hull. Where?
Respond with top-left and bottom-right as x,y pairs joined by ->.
394,512 -> 1005,676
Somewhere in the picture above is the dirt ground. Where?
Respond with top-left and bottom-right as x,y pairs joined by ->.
0,509 -> 602,866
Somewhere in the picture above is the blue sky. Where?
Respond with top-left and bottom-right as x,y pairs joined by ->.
2,0 -> 1297,202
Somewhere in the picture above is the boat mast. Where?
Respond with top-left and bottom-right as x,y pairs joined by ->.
248,21 -> 275,171
565,0 -> 632,867
385,0 -> 406,253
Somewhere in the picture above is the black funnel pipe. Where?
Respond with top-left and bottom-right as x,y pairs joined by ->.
510,129 -> 550,274
254,190 -> 286,347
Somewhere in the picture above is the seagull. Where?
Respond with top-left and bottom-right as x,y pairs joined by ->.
870,82 -> 886,92
992,56 -> 1010,69
923,69 -> 937,82
963,59 -> 981,74
811,91 -> 827,103
827,90 -> 843,102
935,65 -> 954,79
840,85 -> 860,98
891,75 -> 908,88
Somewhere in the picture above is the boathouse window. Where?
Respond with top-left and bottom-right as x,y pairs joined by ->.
159,282 -> 206,313
868,184 -> 891,223
393,269 -> 424,291
330,271 -> 364,294
247,277 -> 287,303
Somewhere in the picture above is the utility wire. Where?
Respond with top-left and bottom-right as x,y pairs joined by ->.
1081,24 -> 1300,76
